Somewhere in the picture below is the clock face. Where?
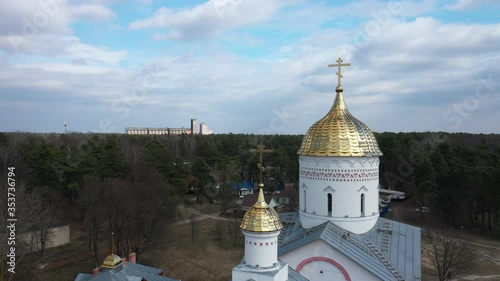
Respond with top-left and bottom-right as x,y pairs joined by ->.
296,257 -> 351,281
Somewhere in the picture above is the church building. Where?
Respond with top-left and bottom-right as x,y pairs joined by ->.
232,58 -> 422,281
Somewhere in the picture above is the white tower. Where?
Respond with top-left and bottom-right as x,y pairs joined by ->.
232,144 -> 288,281
297,58 -> 383,234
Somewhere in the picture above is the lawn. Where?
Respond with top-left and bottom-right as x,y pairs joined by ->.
145,217 -> 244,281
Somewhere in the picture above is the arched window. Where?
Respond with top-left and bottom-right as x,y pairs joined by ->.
303,190 -> 307,211
361,193 -> 365,216
327,193 -> 332,216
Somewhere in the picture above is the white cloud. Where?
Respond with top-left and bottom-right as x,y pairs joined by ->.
0,34 -> 127,64
1,0 -> 500,134
0,1 -> 116,36
63,37 -> 127,64
446,0 -> 499,10
69,4 -> 117,22
129,0 -> 293,41
16,63 -> 116,74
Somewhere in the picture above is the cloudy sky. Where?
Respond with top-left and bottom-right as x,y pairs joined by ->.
1,0 -> 499,134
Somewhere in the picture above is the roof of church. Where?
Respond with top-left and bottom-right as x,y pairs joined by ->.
74,262 -> 180,281
278,212 -> 421,281
297,88 -> 383,157
240,186 -> 283,232
288,266 -> 310,281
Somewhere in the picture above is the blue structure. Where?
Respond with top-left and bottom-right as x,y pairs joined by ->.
229,180 -> 254,196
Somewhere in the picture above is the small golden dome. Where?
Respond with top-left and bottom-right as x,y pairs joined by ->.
240,185 -> 283,232
298,88 -> 383,157
102,254 -> 122,269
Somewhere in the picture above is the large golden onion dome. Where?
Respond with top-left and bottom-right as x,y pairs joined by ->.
240,184 -> 283,232
298,86 -> 383,157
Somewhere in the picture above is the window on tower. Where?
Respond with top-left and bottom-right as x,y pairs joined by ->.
303,190 -> 307,211
361,193 -> 365,216
328,193 -> 332,216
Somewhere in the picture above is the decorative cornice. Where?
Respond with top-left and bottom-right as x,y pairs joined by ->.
299,169 -> 378,182
299,157 -> 379,168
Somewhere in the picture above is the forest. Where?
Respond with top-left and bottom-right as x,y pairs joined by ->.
0,131 -> 500,276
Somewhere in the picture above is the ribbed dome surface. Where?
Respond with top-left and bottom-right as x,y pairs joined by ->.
298,88 -> 383,157
240,186 -> 283,232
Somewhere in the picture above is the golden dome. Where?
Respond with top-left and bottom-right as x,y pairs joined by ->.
102,254 -> 122,269
298,87 -> 383,157
240,185 -> 283,232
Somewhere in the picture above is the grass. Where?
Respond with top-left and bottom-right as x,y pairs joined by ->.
147,218 -> 244,281
195,203 -> 222,215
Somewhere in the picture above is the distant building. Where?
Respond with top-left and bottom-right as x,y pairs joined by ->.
229,180 -> 254,197
125,127 -> 190,135
125,118 -> 214,135
199,122 -> 214,135
191,118 -> 197,134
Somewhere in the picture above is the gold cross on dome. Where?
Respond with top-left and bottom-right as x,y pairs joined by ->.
249,143 -> 273,186
328,57 -> 351,87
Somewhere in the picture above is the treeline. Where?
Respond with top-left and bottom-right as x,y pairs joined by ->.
1,131 -> 500,230
378,132 -> 500,229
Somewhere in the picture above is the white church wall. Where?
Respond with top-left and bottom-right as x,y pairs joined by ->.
243,230 -> 280,268
299,156 -> 380,233
280,239 -> 381,281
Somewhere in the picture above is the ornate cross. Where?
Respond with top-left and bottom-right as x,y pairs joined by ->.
328,57 -> 351,87
249,143 -> 273,186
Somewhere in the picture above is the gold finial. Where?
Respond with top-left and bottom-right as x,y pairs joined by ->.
111,232 -> 115,255
240,143 -> 283,232
102,232 -> 122,269
328,57 -> 351,90
248,143 -> 273,186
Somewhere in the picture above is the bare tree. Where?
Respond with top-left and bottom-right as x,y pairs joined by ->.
120,138 -> 145,182
423,229 -> 478,281
0,182 -> 55,281
78,177 -> 106,267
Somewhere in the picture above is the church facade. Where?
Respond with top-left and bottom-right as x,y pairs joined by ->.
232,58 -> 421,281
